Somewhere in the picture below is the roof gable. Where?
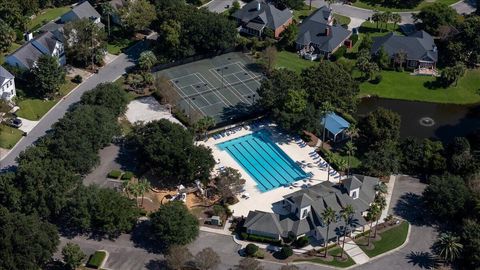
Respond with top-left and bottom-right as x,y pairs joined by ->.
371,30 -> 437,62
232,0 -> 292,30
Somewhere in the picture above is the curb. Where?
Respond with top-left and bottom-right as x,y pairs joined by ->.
363,221 -> 412,263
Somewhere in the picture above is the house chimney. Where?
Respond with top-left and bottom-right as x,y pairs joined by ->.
257,1 -> 261,11
325,27 -> 330,36
25,32 -> 33,41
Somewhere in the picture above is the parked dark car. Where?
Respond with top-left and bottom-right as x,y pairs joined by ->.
7,118 -> 22,128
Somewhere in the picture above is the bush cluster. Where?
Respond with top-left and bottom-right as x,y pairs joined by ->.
240,232 -> 282,246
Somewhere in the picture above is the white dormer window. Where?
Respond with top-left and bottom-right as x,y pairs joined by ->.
349,188 -> 360,199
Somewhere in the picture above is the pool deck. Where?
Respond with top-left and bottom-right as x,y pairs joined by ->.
198,123 -> 341,217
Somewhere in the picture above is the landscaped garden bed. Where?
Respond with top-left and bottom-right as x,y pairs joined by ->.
86,250 -> 107,269
354,220 -> 409,257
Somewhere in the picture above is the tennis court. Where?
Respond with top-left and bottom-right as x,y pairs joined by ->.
155,52 -> 263,124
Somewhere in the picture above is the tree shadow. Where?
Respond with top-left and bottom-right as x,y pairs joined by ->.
406,251 -> 439,269
130,219 -> 167,254
392,192 -> 433,226
115,140 -> 139,173
145,259 -> 168,270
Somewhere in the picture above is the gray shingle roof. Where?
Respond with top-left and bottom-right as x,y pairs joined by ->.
244,211 -> 283,236
296,6 -> 351,53
343,176 -> 363,191
371,30 -> 438,62
232,0 -> 292,31
61,1 -> 101,23
0,65 -> 14,86
7,32 -> 60,69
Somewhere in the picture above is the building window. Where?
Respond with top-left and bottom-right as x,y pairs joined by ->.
352,191 -> 357,199
302,209 -> 308,219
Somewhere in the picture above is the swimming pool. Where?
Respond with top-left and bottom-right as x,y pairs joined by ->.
217,130 -> 308,192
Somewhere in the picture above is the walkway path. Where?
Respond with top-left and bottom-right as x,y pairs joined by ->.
344,238 -> 370,264
0,36 -> 153,169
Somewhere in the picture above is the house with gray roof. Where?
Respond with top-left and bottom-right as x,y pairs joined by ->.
243,175 -> 379,243
0,66 -> 16,101
232,0 -> 293,38
6,32 -> 66,70
296,6 -> 352,58
61,1 -> 103,26
371,30 -> 438,70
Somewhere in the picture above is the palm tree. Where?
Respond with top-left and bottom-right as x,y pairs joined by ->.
122,179 -> 131,198
373,195 -> 387,237
340,205 -> 355,259
321,207 -> 337,257
344,141 -> 357,176
365,203 -> 381,246
345,124 -> 359,143
101,2 -> 115,37
393,50 -> 407,70
391,13 -> 401,30
383,11 -> 393,31
137,178 -> 152,207
128,182 -> 142,207
195,116 -> 215,140
320,101 -> 335,148
433,232 -> 463,265
372,12 -> 381,29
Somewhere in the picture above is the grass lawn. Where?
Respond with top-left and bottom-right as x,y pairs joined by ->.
16,80 -> 78,120
293,5 -> 317,22
333,13 -> 351,26
333,151 -> 362,169
295,246 -> 355,268
355,221 -> 409,258
276,50 -> 317,73
352,0 -> 459,12
359,21 -> 401,37
28,6 -> 71,31
0,125 -> 23,149
359,69 -> 480,104
107,38 -> 138,55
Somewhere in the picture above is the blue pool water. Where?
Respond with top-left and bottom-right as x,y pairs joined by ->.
217,130 -> 308,192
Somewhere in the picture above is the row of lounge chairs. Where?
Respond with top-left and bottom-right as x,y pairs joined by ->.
212,126 -> 244,140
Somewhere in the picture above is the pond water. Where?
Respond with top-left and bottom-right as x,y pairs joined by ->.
357,97 -> 480,143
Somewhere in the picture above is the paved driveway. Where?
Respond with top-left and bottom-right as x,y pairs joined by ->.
203,0 -> 236,13
356,175 -> 438,270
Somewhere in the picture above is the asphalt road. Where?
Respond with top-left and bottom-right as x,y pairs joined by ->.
0,40 -> 149,170
204,0 -> 236,13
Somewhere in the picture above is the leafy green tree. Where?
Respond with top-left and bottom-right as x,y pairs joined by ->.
284,89 -> 307,114
119,0 -> 156,32
260,46 -> 277,75
80,82 -> 129,116
400,137 -> 446,178
150,201 -> 199,246
461,219 -> 480,268
423,174 -> 470,221
194,247 -> 220,270
128,120 -> 215,185
158,19 -> 182,55
413,3 -> 458,35
215,167 -> 246,203
393,49 -> 407,71
0,1 -> 27,30
359,33 -> 373,51
0,20 -> 16,52
194,116 -> 215,140
301,61 -> 359,112
447,137 -> 477,178
138,50 -> 157,71
321,207 -> 337,256
61,185 -> 139,238
362,140 -> 400,177
375,46 -> 390,69
0,172 -> 20,212
279,23 -> 298,50
359,108 -> 401,148
257,69 -> 300,110
165,245 -> 192,270
31,54 -> 65,98
245,243 -> 259,256
0,208 -> 59,270
64,18 -> 107,68
366,203 -> 381,246
433,232 -> 463,265
62,242 -> 86,270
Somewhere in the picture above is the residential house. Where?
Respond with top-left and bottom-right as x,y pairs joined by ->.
6,31 -> 66,70
371,30 -> 438,72
321,112 -> 350,142
232,0 -> 293,38
0,66 -> 16,101
38,1 -> 104,41
296,6 -> 352,58
244,175 -> 379,243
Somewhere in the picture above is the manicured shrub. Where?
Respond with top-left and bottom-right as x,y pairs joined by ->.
107,170 -> 122,179
351,34 -> 359,46
121,171 -> 134,180
245,243 -> 259,257
86,250 -> 106,269
293,236 -> 309,248
246,234 -> 282,246
254,250 -> 265,259
240,232 -> 248,240
331,46 -> 347,61
72,75 -> 83,84
212,205 -> 225,216
278,246 -> 293,259
371,74 -> 382,84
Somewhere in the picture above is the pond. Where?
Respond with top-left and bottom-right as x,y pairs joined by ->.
357,97 -> 480,143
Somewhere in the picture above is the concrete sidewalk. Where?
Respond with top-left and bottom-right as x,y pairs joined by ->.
343,238 -> 370,264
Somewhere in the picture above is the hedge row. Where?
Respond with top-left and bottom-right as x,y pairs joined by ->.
240,232 -> 282,246
87,250 -> 107,269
